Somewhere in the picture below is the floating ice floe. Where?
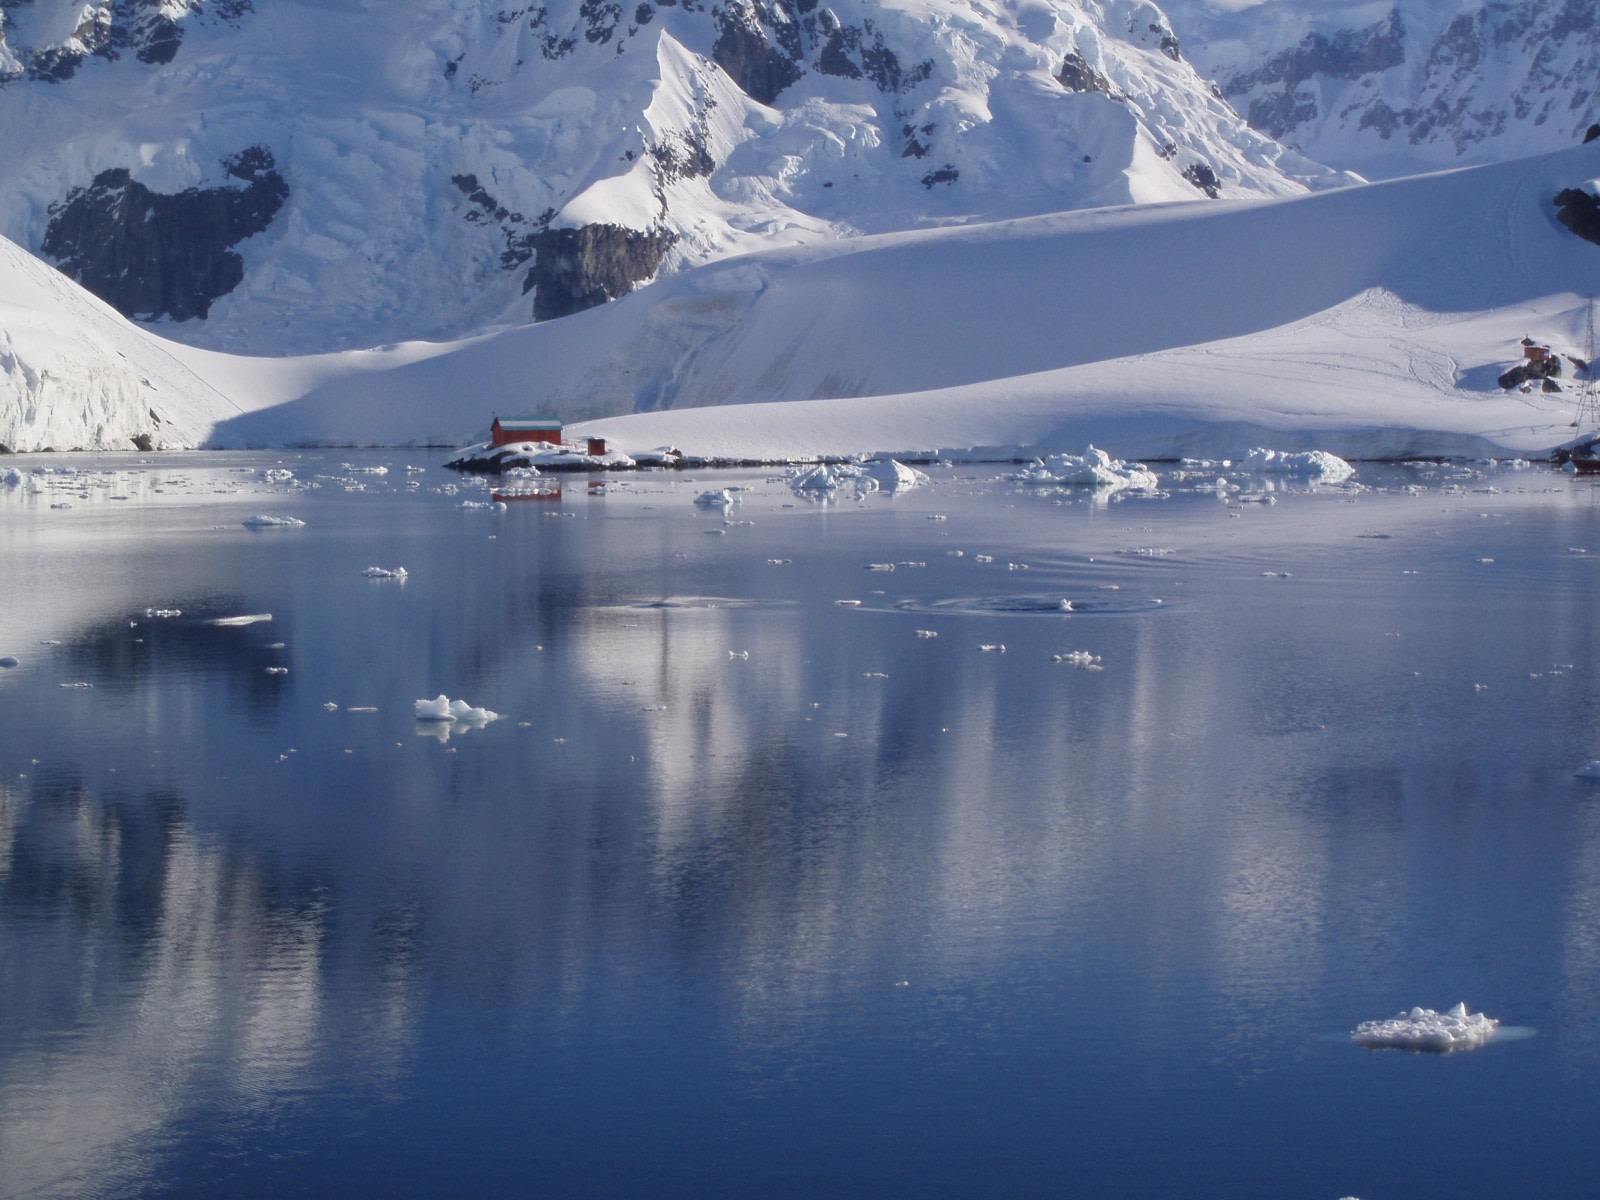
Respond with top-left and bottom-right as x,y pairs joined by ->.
790,464 -> 843,493
1351,1003 -> 1499,1051
1053,650 -> 1102,668
1576,761 -> 1600,781
210,614 -> 272,627
414,694 -> 500,724
1240,448 -> 1355,483
858,459 -> 930,492
0,656 -> 18,669
2,468 -> 24,489
459,500 -> 506,511
362,566 -> 408,579
241,514 -> 305,528
1015,446 -> 1158,491
694,489 -> 739,507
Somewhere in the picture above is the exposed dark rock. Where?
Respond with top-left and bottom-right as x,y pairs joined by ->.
1359,99 -> 1404,139
1586,124 -> 1600,144
650,125 -> 716,184
817,27 -> 863,80
713,7 -> 802,104
1183,162 -> 1221,198
1543,377 -> 1563,392
1555,187 -> 1600,246
1247,88 -> 1320,142
9,0 -> 254,83
527,223 -> 676,321
42,146 -> 289,322
580,0 -> 622,44
1057,51 -> 1113,96
920,165 -> 958,188
1234,8 -> 1406,93
453,173 -> 545,269
132,433 -> 156,452
1222,8 -> 1405,139
1499,352 -> 1563,389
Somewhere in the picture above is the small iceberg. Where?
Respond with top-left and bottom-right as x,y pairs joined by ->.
1577,761 -> 1600,781
414,694 -> 500,724
859,460 -> 930,492
1016,446 -> 1158,491
1351,1002 -> 1499,1051
362,566 -> 408,579
241,514 -> 305,528
789,464 -> 843,493
693,489 -> 739,507
1241,448 -> 1355,483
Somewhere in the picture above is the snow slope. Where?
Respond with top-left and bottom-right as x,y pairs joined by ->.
0,0 -> 1343,354
188,140 -> 1600,462
0,233 -> 239,452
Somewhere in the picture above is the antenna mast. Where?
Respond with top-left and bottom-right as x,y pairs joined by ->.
1579,296 -> 1600,435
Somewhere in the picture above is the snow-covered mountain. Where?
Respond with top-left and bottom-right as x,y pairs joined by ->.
0,0 -> 1343,354
7,138 -> 1600,457
1165,0 -> 1600,180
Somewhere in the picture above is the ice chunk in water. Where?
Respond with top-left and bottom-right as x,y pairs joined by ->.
1241,448 -> 1355,482
241,515 -> 305,528
414,695 -> 499,724
1351,1002 -> 1498,1051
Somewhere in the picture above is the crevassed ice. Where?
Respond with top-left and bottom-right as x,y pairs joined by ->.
1351,1002 -> 1498,1051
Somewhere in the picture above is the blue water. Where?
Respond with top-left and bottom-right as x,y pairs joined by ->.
3,453 -> 1600,1198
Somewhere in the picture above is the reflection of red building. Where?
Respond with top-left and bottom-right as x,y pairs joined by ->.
490,416 -> 562,447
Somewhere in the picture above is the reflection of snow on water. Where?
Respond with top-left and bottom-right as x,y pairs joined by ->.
892,595 -> 1165,618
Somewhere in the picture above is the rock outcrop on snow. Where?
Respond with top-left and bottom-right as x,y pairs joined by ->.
41,147 -> 288,322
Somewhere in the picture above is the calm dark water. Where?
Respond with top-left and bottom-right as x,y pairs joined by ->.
3,452 -> 1600,1199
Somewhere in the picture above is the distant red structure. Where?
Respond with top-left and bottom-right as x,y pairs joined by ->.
586,437 -> 607,456
491,416 -> 562,447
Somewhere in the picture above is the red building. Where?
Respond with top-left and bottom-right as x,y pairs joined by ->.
490,416 -> 562,447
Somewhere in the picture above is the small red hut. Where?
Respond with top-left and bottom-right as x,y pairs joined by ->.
491,416 -> 562,447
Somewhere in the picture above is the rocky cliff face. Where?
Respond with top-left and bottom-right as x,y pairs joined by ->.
0,1 -> 1339,352
1166,0 -> 1600,178
0,0 -> 252,82
42,147 -> 288,322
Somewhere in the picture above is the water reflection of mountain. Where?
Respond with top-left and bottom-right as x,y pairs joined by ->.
11,473 -> 1600,1192
0,771 -> 419,1199
62,601 -> 293,711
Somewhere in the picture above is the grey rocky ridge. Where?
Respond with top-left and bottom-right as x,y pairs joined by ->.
0,0 -> 1339,354
1165,0 -> 1600,179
